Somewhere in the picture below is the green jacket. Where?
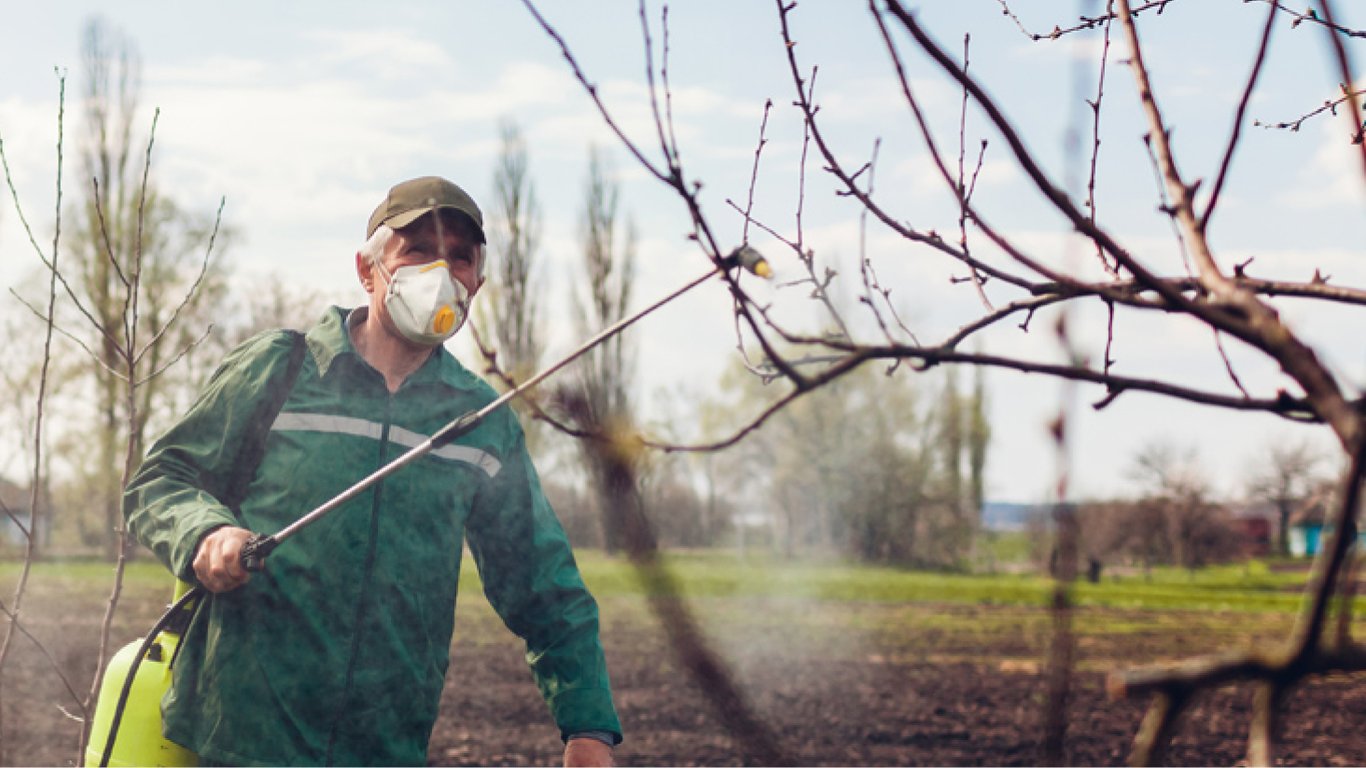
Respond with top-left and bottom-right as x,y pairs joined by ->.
124,307 -> 621,766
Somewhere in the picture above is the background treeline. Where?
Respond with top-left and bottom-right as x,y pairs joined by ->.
0,19 -> 1335,577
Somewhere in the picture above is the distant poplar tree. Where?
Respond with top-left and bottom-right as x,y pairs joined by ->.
476,122 -> 543,379
572,146 -> 637,553
473,120 -> 546,451
65,17 -> 228,557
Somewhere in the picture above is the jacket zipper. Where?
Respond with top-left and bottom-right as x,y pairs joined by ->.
324,396 -> 391,764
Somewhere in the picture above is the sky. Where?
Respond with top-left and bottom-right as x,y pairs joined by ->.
2,1 -> 1365,504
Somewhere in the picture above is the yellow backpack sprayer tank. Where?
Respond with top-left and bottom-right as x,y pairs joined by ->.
84,580 -> 201,768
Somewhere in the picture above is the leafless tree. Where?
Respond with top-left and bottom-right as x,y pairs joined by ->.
58,19 -> 229,559
1247,438 -> 1327,557
1,21 -> 226,758
571,146 -> 639,553
0,71 -> 74,767
1126,442 -> 1241,569
522,0 -> 1366,763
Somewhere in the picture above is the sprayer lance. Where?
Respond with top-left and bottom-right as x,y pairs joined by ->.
240,245 -> 770,572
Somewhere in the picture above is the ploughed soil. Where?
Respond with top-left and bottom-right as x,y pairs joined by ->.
3,570 -> 1365,767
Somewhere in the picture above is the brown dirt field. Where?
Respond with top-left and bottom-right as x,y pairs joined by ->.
2,575 -> 1364,767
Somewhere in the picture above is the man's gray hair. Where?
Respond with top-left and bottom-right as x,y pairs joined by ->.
359,224 -> 395,266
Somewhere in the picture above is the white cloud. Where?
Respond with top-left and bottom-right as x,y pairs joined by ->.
301,28 -> 461,80
147,56 -> 271,86
1280,121 -> 1366,209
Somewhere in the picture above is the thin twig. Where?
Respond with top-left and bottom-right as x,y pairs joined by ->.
861,254 -> 919,345
90,176 -> 132,289
994,0 -> 1179,41
0,601 -> 87,712
133,196 -> 225,366
736,99 -> 772,246
1102,300 -> 1117,376
790,68 -> 853,341
787,4 -> 1038,294
1316,0 -> 1366,173
1249,0 -> 1366,39
1202,1 -> 1278,231
638,0 -> 676,176
136,325 -> 216,387
0,73 -> 71,762
1087,3 -> 1117,275
7,290 -> 128,381
522,0 -> 803,389
954,33 -> 994,311
659,6 -> 682,163
521,1 -> 670,185
875,1 -> 1222,323
855,139 -> 904,344
1212,328 -> 1252,399
1254,85 -> 1366,138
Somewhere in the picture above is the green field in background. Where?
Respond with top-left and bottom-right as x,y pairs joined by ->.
0,549 -> 1350,617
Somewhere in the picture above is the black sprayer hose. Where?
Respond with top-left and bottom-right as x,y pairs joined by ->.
98,585 -> 205,768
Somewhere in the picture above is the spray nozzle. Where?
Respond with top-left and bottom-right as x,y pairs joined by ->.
724,245 -> 772,279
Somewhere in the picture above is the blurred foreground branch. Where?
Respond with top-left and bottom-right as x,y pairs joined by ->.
561,389 -> 788,765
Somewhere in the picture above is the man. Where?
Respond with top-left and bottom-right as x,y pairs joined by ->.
124,176 -> 621,766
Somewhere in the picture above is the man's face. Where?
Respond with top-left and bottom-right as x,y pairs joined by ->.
357,209 -> 485,348
380,209 -> 484,297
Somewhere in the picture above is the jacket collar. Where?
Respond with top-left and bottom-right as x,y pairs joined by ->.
305,306 -> 481,392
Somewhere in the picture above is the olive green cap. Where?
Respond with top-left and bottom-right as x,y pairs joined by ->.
366,176 -> 486,243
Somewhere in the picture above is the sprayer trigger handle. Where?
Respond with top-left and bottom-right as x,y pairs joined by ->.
240,533 -> 277,573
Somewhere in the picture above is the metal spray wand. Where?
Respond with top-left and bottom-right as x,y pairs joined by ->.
239,245 -> 770,570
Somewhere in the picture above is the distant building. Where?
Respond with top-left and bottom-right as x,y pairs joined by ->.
1286,486 -> 1365,558
1227,501 -> 1277,558
0,478 -> 36,547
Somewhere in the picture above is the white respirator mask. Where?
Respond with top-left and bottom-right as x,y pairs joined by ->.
375,259 -> 469,346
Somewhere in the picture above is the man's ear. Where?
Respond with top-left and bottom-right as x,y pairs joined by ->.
356,251 -> 375,294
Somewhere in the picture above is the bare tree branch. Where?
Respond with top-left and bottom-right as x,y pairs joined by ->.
1250,0 -> 1366,39
133,196 -> 224,367
1254,84 -> 1366,138
0,600 -> 87,714
1113,0 -> 1359,449
1086,2 -> 1119,276
994,0 -> 1179,41
1317,0 -> 1366,173
521,0 -> 807,389
1202,1 -> 1278,230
